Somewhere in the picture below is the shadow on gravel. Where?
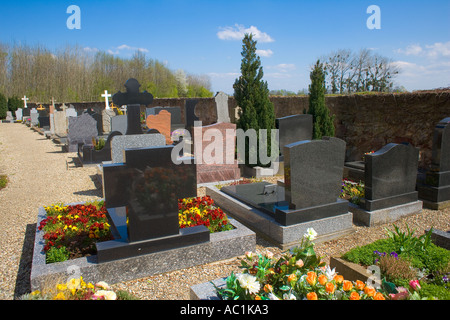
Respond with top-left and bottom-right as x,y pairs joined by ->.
14,223 -> 36,299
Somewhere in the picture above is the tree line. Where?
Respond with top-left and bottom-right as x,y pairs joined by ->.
0,42 -> 213,106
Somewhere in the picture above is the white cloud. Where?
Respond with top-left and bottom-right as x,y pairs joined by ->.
267,63 -> 296,72
83,46 -> 99,53
392,59 -> 450,90
108,44 -> 149,55
217,24 -> 274,43
256,49 -> 273,57
207,72 -> 240,78
395,41 -> 450,58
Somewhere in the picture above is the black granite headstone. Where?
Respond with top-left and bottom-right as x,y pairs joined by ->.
276,114 -> 312,155
364,143 -> 419,211
417,117 -> 450,205
112,78 -> 153,135
185,99 -> 200,131
222,137 -> 349,226
98,144 -> 209,262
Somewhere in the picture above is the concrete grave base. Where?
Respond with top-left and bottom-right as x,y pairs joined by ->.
30,203 -> 256,292
349,200 -> 423,227
206,185 -> 354,250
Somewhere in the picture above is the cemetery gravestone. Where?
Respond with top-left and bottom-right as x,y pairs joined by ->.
214,91 -> 230,123
102,109 -> 116,134
15,108 -> 23,121
276,114 -> 312,156
5,111 -> 14,122
112,78 -> 153,135
66,113 -> 98,152
417,117 -> 450,208
53,110 -> 68,136
222,137 -> 349,225
364,143 -> 419,211
30,109 -> 39,126
194,122 -> 240,183
146,106 -> 184,131
98,145 -> 209,262
146,110 -> 172,144
110,133 -> 166,163
111,115 -> 127,135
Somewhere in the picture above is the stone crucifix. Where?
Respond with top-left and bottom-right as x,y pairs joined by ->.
101,90 -> 112,109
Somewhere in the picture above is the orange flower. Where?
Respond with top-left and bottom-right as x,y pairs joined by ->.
333,275 -> 344,284
374,292 -> 385,300
364,285 -> 376,297
255,295 -> 262,300
287,274 -> 297,283
356,280 -> 365,291
325,282 -> 335,294
349,291 -> 360,300
263,284 -> 273,293
342,280 -> 353,291
307,292 -> 318,300
318,274 -> 328,286
306,271 -> 317,286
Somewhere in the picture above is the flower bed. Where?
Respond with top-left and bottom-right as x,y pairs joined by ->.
339,224 -> 450,300
40,196 -> 234,264
22,277 -> 137,300
38,201 -> 113,263
212,229 -> 387,300
178,196 -> 234,233
340,179 -> 364,205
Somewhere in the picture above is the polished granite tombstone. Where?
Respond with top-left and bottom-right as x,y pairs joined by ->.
111,115 -> 127,135
364,143 -> 419,211
222,137 -> 348,226
417,117 -> 450,208
343,161 -> 365,182
276,114 -> 312,156
98,145 -> 209,262
185,99 -> 200,133
66,113 -> 98,152
112,78 -> 153,135
146,110 -> 172,144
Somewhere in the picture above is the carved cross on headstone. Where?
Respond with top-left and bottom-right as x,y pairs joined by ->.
101,90 -> 112,109
22,95 -> 29,108
112,78 -> 153,135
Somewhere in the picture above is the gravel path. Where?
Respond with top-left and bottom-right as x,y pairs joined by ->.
0,122 -> 448,300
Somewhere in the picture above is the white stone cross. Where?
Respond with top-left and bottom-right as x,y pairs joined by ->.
101,90 -> 112,109
22,95 -> 29,108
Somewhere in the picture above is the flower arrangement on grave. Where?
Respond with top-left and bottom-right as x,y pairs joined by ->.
340,179 -> 365,204
38,201 -> 113,263
91,137 -> 106,150
341,224 -> 450,300
362,150 -> 375,161
21,277 -> 138,300
214,228 -> 387,300
178,196 -> 234,233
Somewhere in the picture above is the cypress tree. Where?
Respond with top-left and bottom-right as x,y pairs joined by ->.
233,33 -> 276,167
308,60 -> 335,139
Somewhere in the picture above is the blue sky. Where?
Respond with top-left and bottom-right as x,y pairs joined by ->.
1,0 -> 449,95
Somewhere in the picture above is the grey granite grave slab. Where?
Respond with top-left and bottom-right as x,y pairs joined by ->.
110,133 -> 166,163
215,91 -> 230,123
206,184 -> 353,250
30,203 -> 255,292
66,113 -> 98,152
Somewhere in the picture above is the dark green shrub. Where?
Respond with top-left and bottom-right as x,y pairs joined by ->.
7,96 -> 22,112
0,92 -> 7,119
341,238 -> 396,266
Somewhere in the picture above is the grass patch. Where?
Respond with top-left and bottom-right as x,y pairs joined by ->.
0,174 -> 7,190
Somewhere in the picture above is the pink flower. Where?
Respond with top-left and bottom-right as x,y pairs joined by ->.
409,280 -> 421,291
389,287 -> 409,300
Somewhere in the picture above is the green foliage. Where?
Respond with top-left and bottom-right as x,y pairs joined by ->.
0,175 -> 7,189
233,33 -> 276,167
341,238 -> 396,266
307,60 -> 335,139
45,246 -> 70,264
419,282 -> 450,300
0,92 -> 7,119
7,96 -> 21,112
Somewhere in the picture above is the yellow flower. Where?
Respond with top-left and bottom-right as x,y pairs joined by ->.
56,283 -> 67,291
31,290 -> 41,296
57,214 -> 62,220
54,292 -> 66,300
